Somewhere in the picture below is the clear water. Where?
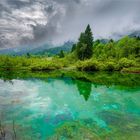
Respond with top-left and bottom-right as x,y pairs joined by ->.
0,72 -> 140,140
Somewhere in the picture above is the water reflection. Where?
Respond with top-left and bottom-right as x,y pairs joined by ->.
0,71 -> 140,139
75,80 -> 92,101
0,70 -> 140,87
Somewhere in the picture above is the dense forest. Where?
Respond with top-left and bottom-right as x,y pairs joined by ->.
0,25 -> 140,73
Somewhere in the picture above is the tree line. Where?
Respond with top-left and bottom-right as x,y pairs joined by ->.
71,24 -> 140,61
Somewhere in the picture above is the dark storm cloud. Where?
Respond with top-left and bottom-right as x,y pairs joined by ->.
0,0 -> 140,49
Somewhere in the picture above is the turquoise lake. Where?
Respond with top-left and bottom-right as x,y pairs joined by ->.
0,71 -> 140,140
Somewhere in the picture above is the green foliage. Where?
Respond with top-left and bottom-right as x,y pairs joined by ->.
75,80 -> 92,101
0,33 -> 139,73
118,58 -> 136,69
59,50 -> 65,58
116,36 -> 140,58
76,24 -> 93,60
71,44 -> 77,52
104,62 -> 116,71
76,59 -> 101,71
26,53 -> 31,58
93,36 -> 140,59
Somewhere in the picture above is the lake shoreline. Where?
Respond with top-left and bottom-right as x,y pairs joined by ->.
0,66 -> 140,74
0,69 -> 140,87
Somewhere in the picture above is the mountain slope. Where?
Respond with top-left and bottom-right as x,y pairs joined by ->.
0,41 -> 74,56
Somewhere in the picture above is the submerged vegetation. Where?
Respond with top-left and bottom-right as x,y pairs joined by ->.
0,25 -> 139,73
48,114 -> 140,140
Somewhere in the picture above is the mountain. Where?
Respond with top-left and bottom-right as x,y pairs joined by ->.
36,41 -> 74,56
0,44 -> 51,55
0,41 -> 74,56
99,39 -> 110,44
128,30 -> 140,38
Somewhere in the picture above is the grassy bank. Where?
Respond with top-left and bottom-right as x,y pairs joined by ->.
0,54 -> 139,73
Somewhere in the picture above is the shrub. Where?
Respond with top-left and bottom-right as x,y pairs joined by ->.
118,58 -> 136,69
104,61 -> 116,71
30,59 -> 63,71
76,60 -> 100,71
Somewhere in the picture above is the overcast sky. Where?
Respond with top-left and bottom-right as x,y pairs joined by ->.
0,0 -> 140,49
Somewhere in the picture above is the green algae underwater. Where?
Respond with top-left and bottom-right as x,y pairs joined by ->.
0,70 -> 140,140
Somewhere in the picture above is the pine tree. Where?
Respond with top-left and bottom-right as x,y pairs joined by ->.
59,50 -> 65,58
76,25 -> 93,60
76,33 -> 86,60
26,53 -> 31,58
84,24 -> 93,59
71,44 -> 77,52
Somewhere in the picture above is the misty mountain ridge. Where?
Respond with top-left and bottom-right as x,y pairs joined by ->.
0,30 -> 140,56
128,30 -> 140,38
0,41 -> 74,56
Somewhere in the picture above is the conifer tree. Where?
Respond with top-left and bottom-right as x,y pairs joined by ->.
76,24 -> 93,60
71,44 -> 77,52
59,50 -> 65,58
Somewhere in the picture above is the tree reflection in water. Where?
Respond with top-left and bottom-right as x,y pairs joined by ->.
75,79 -> 92,101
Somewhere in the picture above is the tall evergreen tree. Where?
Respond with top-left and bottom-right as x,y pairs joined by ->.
71,44 -> 77,52
76,24 -> 93,60
76,33 -> 86,60
84,24 -> 93,59
26,53 -> 31,58
59,50 -> 65,58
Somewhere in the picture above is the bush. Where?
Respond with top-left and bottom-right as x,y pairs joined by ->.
104,61 -> 116,71
76,60 -> 100,71
30,61 -> 62,71
118,58 -> 136,69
